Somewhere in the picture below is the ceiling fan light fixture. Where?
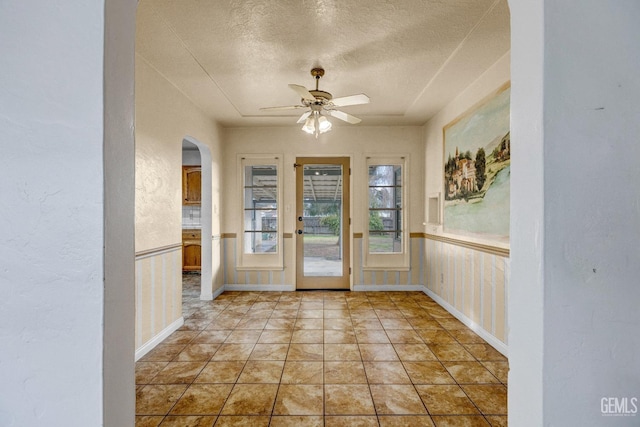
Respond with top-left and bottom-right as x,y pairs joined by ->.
302,116 -> 315,134
318,115 -> 332,133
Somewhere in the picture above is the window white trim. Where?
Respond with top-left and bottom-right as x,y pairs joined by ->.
237,155 -> 284,270
364,155 -> 410,270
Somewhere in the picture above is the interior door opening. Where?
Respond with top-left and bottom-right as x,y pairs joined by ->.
296,157 -> 350,290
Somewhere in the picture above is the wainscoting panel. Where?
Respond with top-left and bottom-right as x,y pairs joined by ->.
424,236 -> 509,349
134,244 -> 183,360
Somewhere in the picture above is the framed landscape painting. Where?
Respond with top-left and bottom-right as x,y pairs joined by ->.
443,83 -> 510,245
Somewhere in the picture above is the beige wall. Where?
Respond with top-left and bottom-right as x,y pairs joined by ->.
134,54 -> 224,357
221,126 -> 425,289
423,52 -> 510,352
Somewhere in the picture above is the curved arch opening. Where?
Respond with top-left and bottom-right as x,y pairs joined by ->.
182,136 -> 214,300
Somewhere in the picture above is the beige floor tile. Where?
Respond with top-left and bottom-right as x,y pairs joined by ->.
211,343 -> 255,361
407,317 -> 443,329
192,330 -> 232,344
378,415 -> 435,426
403,361 -> 456,384
375,309 -> 405,319
324,318 -> 353,330
249,343 -> 289,360
220,384 -> 278,415
257,330 -> 292,344
206,317 -> 242,330
442,361 -> 500,384
393,344 -> 437,361
223,329 -> 262,344
481,361 -> 509,384
291,329 -> 324,343
324,309 -> 350,318
324,343 -> 362,361
369,384 -> 428,415
159,415 -> 216,426
416,330 -> 456,345
363,361 -> 411,384
448,329 -> 487,344
136,362 -> 168,384
298,309 -> 324,319
349,309 -> 378,319
162,331 -> 199,345
138,285 -> 509,424
287,343 -> 323,360
325,415 -> 379,426
213,415 -> 270,426
271,309 -> 299,319
431,415 -> 491,426
235,317 -> 268,329
273,384 -> 324,415
281,361 -> 324,384
429,344 -> 476,361
386,329 -> 424,344
358,344 -> 399,361
463,344 -> 508,362
269,415 -> 323,427
485,415 -> 508,426
140,344 -> 185,362
194,361 -> 245,383
324,384 -> 376,415
136,384 -> 188,415
325,361 -> 368,384
351,318 -> 383,329
355,329 -> 391,344
461,384 -> 508,415
294,318 -> 323,329
150,362 -> 206,384
170,384 -> 233,415
324,330 -> 357,344
174,344 -> 220,362
265,318 -> 296,330
135,415 -> 164,426
415,384 -> 480,415
237,360 -> 284,383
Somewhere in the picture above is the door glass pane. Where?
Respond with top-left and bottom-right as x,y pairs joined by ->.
302,164 -> 342,276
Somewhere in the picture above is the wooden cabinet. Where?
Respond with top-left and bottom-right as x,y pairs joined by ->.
182,166 -> 201,205
182,229 -> 201,271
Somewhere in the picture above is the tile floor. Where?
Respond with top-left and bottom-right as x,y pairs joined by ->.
136,274 -> 508,426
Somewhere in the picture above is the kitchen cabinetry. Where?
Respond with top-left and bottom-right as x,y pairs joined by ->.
182,166 -> 201,205
182,229 -> 201,271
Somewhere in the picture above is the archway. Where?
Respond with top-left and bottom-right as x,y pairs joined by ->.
182,136 -> 214,300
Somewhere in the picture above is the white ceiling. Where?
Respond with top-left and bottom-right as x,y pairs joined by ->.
137,0 -> 510,128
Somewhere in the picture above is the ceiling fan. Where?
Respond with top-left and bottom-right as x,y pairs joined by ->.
260,67 -> 370,137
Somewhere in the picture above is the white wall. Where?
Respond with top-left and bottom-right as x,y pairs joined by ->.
222,126 -> 424,288
422,53 -> 510,352
0,1 -> 116,425
510,0 -> 640,425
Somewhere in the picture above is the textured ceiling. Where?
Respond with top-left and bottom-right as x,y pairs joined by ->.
137,0 -> 510,128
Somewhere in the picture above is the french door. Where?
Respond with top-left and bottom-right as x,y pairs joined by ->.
295,157 -> 350,289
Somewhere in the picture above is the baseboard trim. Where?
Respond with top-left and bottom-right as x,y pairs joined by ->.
135,317 -> 184,361
422,286 -> 508,357
224,284 -> 296,292
352,284 -> 425,292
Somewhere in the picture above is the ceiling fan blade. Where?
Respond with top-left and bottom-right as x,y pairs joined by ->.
260,105 -> 306,111
328,109 -> 362,124
296,111 -> 312,123
288,84 -> 315,101
330,93 -> 370,107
